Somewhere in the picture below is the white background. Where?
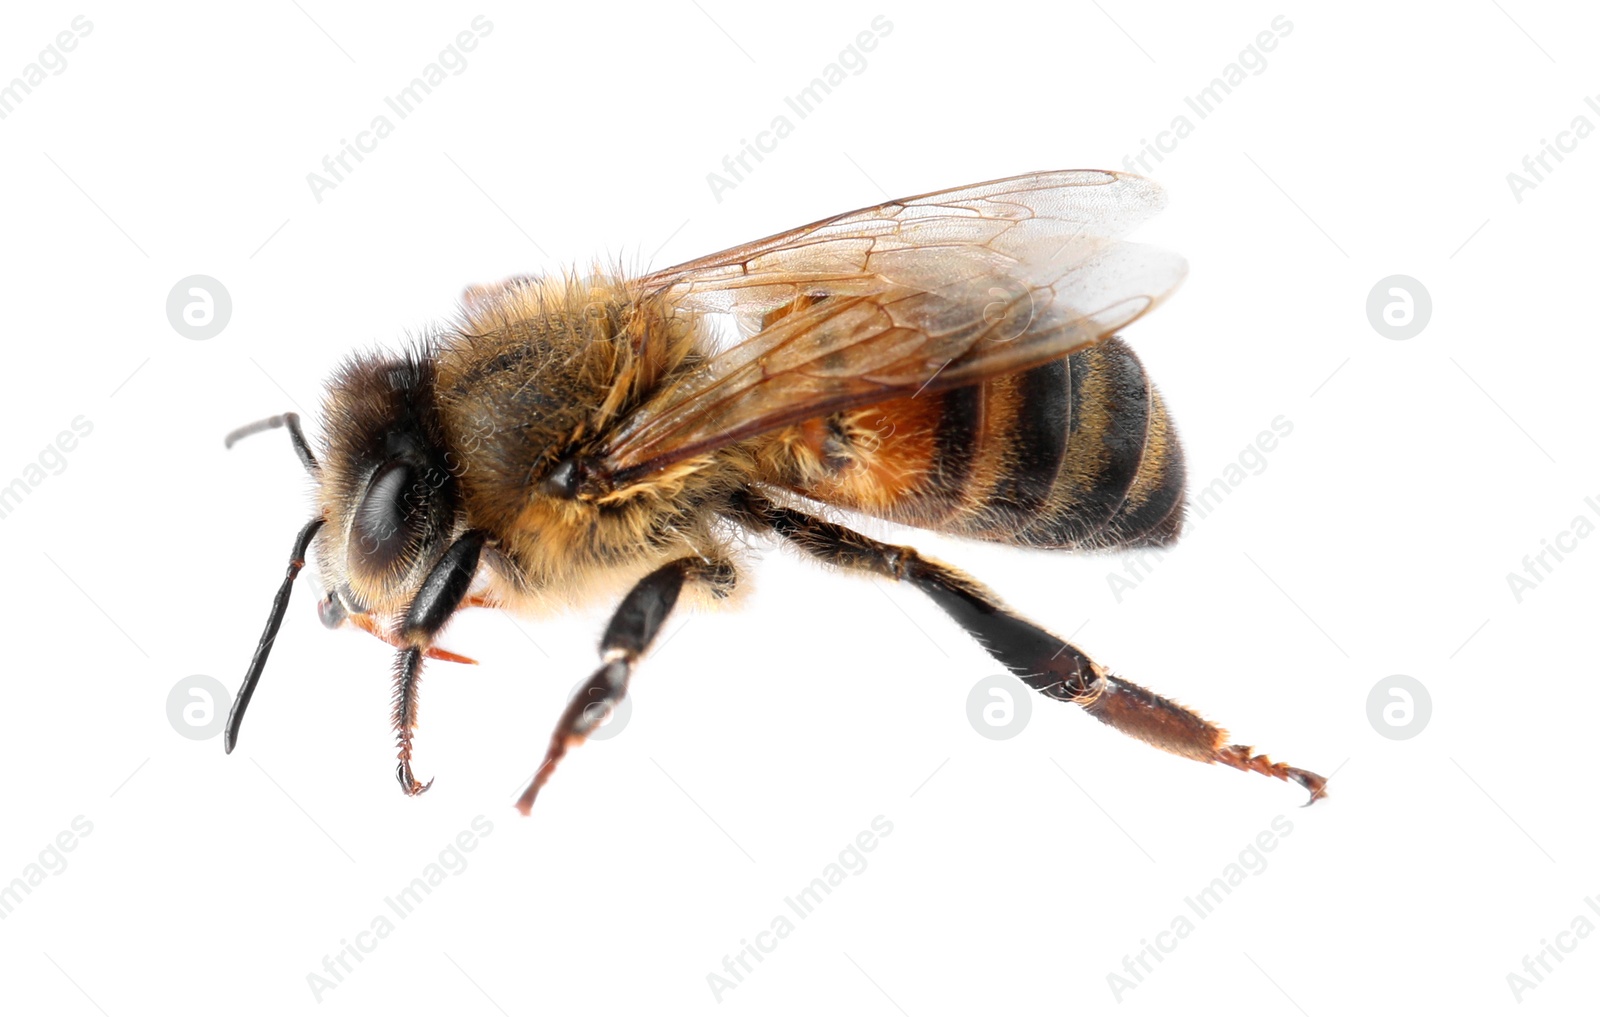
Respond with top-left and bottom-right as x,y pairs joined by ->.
2,2 -> 1596,1013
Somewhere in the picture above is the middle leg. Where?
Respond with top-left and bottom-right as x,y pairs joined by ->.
514,555 -> 736,815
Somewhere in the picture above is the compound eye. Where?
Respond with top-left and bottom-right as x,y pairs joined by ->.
348,461 -> 418,575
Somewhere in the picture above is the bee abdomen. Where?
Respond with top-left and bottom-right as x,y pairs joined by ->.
765,337 -> 1184,552
1086,374 -> 1186,549
958,358 -> 1070,536
1012,337 -> 1185,550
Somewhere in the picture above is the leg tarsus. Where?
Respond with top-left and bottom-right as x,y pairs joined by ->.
1080,673 -> 1328,804
396,762 -> 435,796
392,647 -> 433,796
1215,744 -> 1328,805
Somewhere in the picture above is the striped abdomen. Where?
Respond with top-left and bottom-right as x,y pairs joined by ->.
757,337 -> 1185,550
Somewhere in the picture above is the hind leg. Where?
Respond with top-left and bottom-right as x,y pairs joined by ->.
733,492 -> 1326,803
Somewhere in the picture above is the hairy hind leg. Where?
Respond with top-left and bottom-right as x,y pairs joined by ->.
733,492 -> 1326,804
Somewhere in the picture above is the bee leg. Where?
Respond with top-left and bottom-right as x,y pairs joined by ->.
514,556 -> 734,816
734,492 -> 1327,805
389,530 -> 490,796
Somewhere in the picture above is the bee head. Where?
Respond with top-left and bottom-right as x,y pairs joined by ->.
313,349 -> 463,617
221,347 -> 465,753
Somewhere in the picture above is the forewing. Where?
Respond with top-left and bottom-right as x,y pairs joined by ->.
600,170 -> 1186,484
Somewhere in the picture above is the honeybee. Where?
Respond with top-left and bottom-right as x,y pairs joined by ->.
224,169 -> 1327,814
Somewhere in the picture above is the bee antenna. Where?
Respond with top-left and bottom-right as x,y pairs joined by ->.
225,412 -> 319,475
224,517 -> 325,754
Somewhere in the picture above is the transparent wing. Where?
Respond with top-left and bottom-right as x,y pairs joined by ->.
600,170 -> 1186,485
